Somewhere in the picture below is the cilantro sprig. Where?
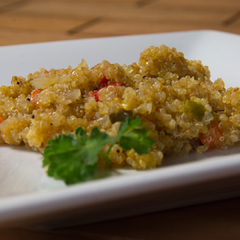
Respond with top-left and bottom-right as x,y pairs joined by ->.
43,116 -> 155,185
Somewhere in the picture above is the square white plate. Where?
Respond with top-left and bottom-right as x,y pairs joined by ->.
0,30 -> 240,228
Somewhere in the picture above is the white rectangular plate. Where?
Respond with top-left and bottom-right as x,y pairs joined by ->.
0,30 -> 240,228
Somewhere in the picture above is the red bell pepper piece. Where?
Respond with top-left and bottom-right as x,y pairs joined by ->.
199,120 -> 223,149
89,77 -> 124,102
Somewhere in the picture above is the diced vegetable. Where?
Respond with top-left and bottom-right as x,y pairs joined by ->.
109,111 -> 134,123
30,89 -> 43,108
106,83 -> 124,87
30,72 -> 72,89
88,76 -> 124,102
184,100 -> 205,121
98,76 -> 109,88
92,90 -> 99,102
0,116 -> 4,123
199,120 -> 223,148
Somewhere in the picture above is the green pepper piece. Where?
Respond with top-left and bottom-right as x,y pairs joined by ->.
184,100 -> 205,121
109,111 -> 134,123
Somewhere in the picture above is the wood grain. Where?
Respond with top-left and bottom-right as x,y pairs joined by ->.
0,0 -> 239,45
0,0 -> 240,239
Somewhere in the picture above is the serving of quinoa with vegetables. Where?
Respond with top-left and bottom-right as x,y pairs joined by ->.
0,44 -> 239,184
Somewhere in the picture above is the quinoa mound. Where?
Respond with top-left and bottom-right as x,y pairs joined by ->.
0,44 -> 238,169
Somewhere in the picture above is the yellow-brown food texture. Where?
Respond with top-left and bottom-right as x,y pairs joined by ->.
0,45 -> 239,169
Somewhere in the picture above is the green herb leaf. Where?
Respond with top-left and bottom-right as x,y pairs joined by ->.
43,127 -> 111,184
117,116 -> 145,136
43,116 -> 156,185
115,116 -> 155,154
79,127 -> 112,165
119,128 -> 155,154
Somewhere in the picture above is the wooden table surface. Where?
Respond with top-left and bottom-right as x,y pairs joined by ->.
0,0 -> 240,239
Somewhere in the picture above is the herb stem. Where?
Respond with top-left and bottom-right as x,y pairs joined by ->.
99,152 -> 112,169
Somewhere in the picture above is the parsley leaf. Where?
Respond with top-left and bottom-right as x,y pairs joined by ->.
115,116 -> 155,154
43,116 -> 156,185
43,128 -> 111,184
119,128 -> 155,154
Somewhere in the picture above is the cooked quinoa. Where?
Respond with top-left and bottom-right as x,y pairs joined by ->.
0,44 -> 239,169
